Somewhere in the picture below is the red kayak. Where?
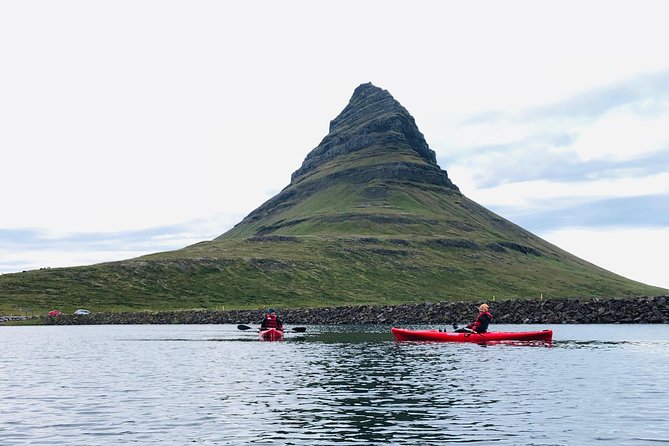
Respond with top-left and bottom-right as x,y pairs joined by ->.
259,328 -> 284,341
391,327 -> 552,343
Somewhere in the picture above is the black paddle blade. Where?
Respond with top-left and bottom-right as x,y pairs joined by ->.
452,323 -> 459,329
291,327 -> 306,333
237,324 -> 252,330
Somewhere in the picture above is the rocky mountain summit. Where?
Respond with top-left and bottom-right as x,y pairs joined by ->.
291,82 -> 445,181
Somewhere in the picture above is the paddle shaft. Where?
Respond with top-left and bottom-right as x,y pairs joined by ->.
237,324 -> 305,332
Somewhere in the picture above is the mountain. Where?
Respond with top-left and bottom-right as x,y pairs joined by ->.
1,83 -> 666,313
219,82 -> 459,240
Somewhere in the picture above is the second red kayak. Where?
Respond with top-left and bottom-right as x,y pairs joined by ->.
259,328 -> 284,341
391,327 -> 552,343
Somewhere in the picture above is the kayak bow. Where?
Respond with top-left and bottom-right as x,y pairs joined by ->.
391,327 -> 552,343
259,328 -> 284,341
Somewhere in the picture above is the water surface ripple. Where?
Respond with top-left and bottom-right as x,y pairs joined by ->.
2,324 -> 668,444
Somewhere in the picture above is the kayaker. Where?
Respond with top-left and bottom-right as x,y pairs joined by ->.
260,308 -> 284,331
456,303 -> 492,333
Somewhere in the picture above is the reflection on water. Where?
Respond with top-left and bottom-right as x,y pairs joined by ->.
1,324 -> 668,445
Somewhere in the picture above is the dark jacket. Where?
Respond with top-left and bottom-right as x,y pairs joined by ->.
467,311 -> 492,333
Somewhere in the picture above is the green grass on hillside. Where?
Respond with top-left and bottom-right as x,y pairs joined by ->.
1,235 -> 664,314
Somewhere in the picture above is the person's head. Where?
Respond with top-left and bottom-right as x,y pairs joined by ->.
479,303 -> 490,312
267,308 -> 276,315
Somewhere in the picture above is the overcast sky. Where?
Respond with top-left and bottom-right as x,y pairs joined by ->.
2,0 -> 668,290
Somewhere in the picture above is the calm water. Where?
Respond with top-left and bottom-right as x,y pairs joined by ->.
2,324 -> 668,445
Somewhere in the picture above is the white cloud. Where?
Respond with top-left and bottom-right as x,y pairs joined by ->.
540,228 -> 669,290
567,106 -> 669,162
453,173 -> 669,209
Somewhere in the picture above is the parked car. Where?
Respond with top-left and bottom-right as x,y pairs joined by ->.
47,310 -> 62,316
74,309 -> 91,315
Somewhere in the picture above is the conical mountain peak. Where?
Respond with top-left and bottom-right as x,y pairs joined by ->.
291,83 -> 438,182
218,83 -> 459,239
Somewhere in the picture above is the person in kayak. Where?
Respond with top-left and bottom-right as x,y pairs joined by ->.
260,308 -> 284,331
455,303 -> 492,333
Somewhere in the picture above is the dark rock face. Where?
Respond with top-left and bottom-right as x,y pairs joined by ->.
291,83 -> 441,182
43,296 -> 669,326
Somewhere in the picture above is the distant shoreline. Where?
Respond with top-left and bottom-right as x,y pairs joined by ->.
17,295 -> 666,326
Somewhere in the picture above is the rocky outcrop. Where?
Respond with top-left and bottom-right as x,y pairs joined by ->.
292,83 -> 442,182
42,296 -> 669,325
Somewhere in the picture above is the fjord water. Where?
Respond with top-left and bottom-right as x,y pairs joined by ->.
2,324 -> 668,445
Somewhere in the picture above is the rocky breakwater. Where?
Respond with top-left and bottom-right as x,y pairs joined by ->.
0,315 -> 29,323
42,296 -> 669,326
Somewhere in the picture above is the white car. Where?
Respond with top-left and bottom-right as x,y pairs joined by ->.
74,309 -> 91,315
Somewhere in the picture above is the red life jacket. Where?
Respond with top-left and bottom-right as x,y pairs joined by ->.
263,314 -> 278,329
469,311 -> 493,332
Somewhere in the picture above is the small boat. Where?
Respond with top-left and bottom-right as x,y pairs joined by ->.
391,327 -> 553,343
259,328 -> 284,341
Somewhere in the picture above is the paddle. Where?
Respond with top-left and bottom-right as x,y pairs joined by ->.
237,324 -> 306,333
451,323 -> 479,334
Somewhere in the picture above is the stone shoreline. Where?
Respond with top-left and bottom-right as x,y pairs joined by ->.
39,296 -> 669,326
0,315 -> 30,323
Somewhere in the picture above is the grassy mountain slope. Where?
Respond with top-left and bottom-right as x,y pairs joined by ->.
1,83 -> 666,313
